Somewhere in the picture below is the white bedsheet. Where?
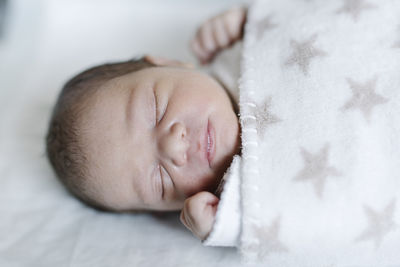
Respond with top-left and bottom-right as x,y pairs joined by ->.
0,1 -> 255,266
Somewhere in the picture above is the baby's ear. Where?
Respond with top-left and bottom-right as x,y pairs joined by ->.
144,55 -> 194,69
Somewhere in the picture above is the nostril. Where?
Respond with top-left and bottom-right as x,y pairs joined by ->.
181,127 -> 187,139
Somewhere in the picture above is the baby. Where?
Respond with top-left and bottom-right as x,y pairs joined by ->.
46,7 -> 247,242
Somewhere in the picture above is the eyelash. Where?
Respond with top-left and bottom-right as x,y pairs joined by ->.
154,92 -> 160,124
154,91 -> 167,125
158,165 -> 164,198
158,165 -> 172,199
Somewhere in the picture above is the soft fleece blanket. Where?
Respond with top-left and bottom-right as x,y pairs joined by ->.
206,0 -> 400,265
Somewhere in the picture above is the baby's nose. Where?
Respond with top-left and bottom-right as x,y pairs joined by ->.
159,122 -> 189,166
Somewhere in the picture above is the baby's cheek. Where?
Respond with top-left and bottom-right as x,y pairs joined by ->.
177,168 -> 217,198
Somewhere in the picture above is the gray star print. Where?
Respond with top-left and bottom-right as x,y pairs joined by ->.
355,199 -> 398,249
336,0 -> 376,21
254,97 -> 281,139
293,143 -> 341,198
340,77 -> 389,123
255,15 -> 277,40
285,34 -> 327,75
243,216 -> 289,260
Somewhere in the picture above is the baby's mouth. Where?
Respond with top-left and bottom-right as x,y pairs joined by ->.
206,119 -> 216,168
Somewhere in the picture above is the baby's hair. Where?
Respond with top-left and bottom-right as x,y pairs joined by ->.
45,57 -> 156,211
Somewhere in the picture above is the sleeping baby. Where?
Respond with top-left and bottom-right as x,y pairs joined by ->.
46,0 -> 400,262
46,6 -> 247,243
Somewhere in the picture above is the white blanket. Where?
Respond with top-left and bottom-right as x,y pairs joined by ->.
206,0 -> 400,265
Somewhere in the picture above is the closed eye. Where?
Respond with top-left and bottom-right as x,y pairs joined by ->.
160,165 -> 174,200
153,89 -> 159,125
154,89 -> 167,125
157,164 -> 165,199
161,165 -> 174,188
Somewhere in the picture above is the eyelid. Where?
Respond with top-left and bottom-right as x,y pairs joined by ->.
154,89 -> 167,125
161,165 -> 174,188
160,165 -> 174,199
153,89 -> 158,125
157,164 -> 165,199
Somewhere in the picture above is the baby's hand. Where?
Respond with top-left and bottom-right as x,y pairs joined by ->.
180,191 -> 219,241
191,6 -> 247,64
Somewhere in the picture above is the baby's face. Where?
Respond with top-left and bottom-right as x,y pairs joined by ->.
80,66 -> 240,211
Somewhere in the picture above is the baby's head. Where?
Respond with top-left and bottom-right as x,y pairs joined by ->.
46,56 -> 240,212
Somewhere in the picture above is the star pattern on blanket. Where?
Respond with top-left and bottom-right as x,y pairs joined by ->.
336,0 -> 376,21
255,97 -> 281,138
285,34 -> 327,75
243,216 -> 289,260
293,143 -> 342,198
255,15 -> 277,40
355,199 -> 398,249
340,77 -> 389,123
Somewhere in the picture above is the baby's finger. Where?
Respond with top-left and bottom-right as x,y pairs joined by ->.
181,200 -> 199,232
190,39 -> 209,64
223,7 -> 246,41
181,208 -> 192,230
198,21 -> 217,54
180,209 -> 188,228
212,17 -> 230,48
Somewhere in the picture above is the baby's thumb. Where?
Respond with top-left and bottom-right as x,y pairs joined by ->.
195,191 -> 219,211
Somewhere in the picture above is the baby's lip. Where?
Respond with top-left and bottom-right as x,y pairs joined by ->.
205,119 -> 216,169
